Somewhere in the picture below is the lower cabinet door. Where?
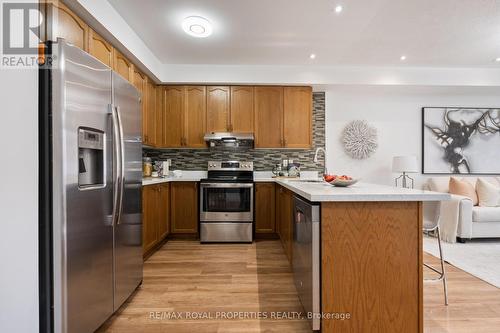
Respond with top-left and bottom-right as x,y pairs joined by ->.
277,185 -> 293,263
171,182 -> 199,234
142,185 -> 159,254
255,183 -> 276,233
157,183 -> 170,240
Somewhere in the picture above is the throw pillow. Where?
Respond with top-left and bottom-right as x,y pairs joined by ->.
428,177 -> 450,193
449,177 -> 478,205
476,178 -> 500,207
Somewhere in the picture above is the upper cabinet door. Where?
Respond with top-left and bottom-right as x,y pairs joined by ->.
155,85 -> 164,146
48,1 -> 88,51
164,86 -> 184,148
88,29 -> 113,67
113,50 -> 133,82
254,86 -> 284,148
184,86 -> 207,148
146,79 -> 157,147
230,86 -> 254,134
283,87 -> 312,148
132,69 -> 147,143
206,86 -> 230,133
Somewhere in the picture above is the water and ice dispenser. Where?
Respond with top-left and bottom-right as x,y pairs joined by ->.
78,128 -> 105,188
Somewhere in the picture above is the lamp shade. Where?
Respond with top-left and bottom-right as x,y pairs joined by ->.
392,156 -> 418,173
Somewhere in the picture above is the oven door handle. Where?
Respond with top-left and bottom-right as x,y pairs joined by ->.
200,183 -> 254,188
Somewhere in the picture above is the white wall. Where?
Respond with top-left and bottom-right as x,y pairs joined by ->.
324,85 -> 500,188
0,68 -> 39,331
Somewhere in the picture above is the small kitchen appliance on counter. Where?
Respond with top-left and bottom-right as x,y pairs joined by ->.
199,161 -> 254,243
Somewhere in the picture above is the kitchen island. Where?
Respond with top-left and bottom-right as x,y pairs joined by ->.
272,180 -> 449,333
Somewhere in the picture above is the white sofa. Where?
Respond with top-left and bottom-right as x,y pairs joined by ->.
424,177 -> 500,242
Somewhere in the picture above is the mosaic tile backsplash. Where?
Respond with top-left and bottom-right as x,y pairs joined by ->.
143,92 -> 325,171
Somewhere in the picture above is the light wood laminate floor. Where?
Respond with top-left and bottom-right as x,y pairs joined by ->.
97,240 -> 500,333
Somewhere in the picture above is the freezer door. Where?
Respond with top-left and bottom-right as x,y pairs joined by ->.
112,73 -> 143,310
52,41 -> 114,333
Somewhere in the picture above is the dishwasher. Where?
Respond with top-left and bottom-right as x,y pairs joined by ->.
293,195 -> 320,331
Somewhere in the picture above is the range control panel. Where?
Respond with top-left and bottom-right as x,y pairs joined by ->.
207,161 -> 253,171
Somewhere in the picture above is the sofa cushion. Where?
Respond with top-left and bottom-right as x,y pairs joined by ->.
449,177 -> 478,206
428,177 -> 450,193
476,178 -> 500,207
472,206 -> 500,223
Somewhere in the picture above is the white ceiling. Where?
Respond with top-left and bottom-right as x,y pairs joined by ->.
107,0 -> 500,68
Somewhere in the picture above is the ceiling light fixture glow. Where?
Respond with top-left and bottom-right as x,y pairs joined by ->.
335,5 -> 343,13
182,16 -> 212,38
400,55 -> 407,61
495,57 -> 500,62
310,53 -> 316,59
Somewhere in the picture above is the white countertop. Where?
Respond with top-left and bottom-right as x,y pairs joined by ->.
275,180 -> 450,202
142,171 -> 206,186
143,170 -> 448,202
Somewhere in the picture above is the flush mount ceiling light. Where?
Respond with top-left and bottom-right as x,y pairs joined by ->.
334,5 -> 343,13
495,57 -> 500,62
310,53 -> 316,59
182,16 -> 212,38
400,55 -> 407,61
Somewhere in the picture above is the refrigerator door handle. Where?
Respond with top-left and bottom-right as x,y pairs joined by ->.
109,104 -> 122,226
115,105 -> 125,225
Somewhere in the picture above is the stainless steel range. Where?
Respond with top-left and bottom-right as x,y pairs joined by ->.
199,161 -> 254,243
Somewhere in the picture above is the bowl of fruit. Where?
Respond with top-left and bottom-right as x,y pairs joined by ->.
323,174 -> 358,187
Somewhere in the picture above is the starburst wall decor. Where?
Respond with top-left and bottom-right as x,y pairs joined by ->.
341,120 -> 378,160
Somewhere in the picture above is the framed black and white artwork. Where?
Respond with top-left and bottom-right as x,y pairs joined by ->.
422,107 -> 500,174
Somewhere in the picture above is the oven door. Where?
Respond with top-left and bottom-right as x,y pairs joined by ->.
200,183 -> 254,222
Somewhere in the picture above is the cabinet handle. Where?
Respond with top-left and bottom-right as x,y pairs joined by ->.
284,139 -> 287,147
144,134 -> 148,143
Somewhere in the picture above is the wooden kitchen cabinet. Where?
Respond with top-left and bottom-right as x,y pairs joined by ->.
142,185 -> 159,254
157,183 -> 170,240
155,85 -> 164,146
254,86 -> 284,148
170,182 -> 199,234
185,86 -> 207,148
88,29 -> 113,67
162,86 -> 206,148
276,185 -> 293,263
113,50 -> 134,82
144,78 -> 157,147
230,86 -> 254,133
284,87 -> 312,148
255,183 -> 276,234
206,86 -> 230,132
142,183 -> 170,256
132,69 -> 149,145
164,86 -> 184,147
46,0 -> 89,51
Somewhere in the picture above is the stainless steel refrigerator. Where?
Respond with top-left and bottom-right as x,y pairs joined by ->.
40,39 -> 143,333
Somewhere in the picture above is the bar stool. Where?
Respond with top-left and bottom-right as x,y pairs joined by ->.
423,202 -> 449,306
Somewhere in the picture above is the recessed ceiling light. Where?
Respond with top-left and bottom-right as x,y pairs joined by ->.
182,16 -> 212,38
400,55 -> 407,61
495,57 -> 500,62
310,53 -> 316,59
334,5 -> 343,13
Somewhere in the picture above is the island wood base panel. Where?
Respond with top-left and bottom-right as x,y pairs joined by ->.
321,201 -> 423,333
